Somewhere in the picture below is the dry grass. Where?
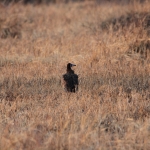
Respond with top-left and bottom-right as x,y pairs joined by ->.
0,1 -> 150,150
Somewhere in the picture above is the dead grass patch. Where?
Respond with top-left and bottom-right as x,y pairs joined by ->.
0,1 -> 149,150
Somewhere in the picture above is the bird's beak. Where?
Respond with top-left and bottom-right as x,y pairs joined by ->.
71,64 -> 76,67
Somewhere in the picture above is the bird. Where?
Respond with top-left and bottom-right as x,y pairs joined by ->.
62,63 -> 78,93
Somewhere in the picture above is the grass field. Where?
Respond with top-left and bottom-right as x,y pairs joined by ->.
0,1 -> 150,150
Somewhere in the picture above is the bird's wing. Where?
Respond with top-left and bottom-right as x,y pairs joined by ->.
72,74 -> 78,85
72,74 -> 79,91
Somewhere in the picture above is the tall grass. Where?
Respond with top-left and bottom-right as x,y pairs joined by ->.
0,1 -> 150,150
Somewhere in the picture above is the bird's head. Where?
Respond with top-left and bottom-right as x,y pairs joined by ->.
67,63 -> 76,69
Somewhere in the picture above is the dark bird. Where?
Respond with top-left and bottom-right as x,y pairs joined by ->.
62,63 -> 78,92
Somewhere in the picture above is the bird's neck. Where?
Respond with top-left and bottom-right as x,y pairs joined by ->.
67,69 -> 74,74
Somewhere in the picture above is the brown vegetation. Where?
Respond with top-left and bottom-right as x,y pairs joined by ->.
0,1 -> 150,150
101,11 -> 150,33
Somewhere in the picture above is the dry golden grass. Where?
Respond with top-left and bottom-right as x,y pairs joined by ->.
0,1 -> 150,150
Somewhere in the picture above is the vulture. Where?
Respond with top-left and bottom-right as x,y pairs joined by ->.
62,63 -> 78,92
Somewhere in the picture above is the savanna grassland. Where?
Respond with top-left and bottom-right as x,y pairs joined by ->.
0,1 -> 150,150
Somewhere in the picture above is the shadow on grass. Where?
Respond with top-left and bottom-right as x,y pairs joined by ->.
0,73 -> 149,101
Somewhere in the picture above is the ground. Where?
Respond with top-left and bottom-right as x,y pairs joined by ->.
0,1 -> 150,150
